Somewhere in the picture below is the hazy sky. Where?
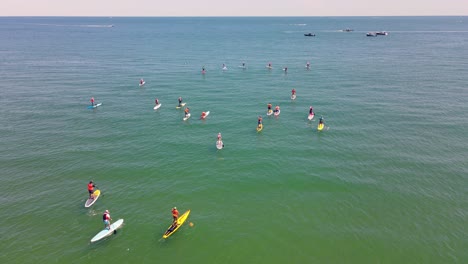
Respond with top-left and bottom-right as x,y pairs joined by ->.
2,0 -> 467,16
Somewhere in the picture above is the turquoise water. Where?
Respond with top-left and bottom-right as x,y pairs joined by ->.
0,17 -> 467,263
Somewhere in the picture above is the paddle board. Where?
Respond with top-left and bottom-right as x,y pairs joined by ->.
183,113 -> 191,121
274,109 -> 281,116
87,103 -> 102,109
154,103 -> 162,110
266,66 -> 272,69
85,190 -> 101,208
163,210 -> 191,239
318,123 -> 324,131
222,66 -> 228,71
176,103 -> 186,109
267,109 -> 273,116
139,81 -> 145,87
308,113 -> 315,121
201,111 -> 210,119
216,140 -> 224,150
256,124 -> 263,132
90,219 -> 124,243
291,94 -> 296,100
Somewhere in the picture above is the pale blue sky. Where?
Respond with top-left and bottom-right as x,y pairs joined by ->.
2,0 -> 467,16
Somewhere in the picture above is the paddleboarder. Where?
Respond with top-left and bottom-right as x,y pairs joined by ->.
90,97 -> 95,106
87,181 -> 96,199
172,207 -> 179,222
103,210 -> 112,230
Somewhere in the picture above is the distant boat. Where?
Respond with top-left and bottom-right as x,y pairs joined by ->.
342,29 -> 354,32
366,32 -> 377,37
376,31 -> 388,36
304,33 -> 316,37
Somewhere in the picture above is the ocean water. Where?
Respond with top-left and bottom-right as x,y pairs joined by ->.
0,16 -> 467,263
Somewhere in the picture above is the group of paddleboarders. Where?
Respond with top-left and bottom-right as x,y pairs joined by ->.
87,181 -> 182,232
87,182 -> 112,229
257,89 -> 325,131
196,61 -> 310,74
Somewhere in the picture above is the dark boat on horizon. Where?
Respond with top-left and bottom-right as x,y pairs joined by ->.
304,33 -> 316,37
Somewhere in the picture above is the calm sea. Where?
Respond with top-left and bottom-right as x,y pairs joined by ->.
0,16 -> 467,263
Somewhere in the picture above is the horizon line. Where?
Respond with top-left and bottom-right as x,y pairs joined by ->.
0,15 -> 467,18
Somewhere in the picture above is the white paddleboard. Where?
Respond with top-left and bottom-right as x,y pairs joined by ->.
90,219 -> 124,243
176,103 -> 186,109
154,104 -> 162,110
201,111 -> 210,119
266,66 -> 272,69
267,109 -> 273,116
308,113 -> 315,120
88,103 -> 102,109
183,113 -> 191,121
85,190 -> 100,208
291,94 -> 296,100
274,109 -> 281,116
222,66 -> 228,70
139,81 -> 145,87
216,140 -> 224,150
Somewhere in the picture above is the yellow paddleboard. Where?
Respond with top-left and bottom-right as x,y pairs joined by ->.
163,210 -> 191,239
318,123 -> 324,131
256,124 -> 263,132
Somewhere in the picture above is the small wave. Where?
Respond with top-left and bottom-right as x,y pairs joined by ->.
290,23 -> 307,26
